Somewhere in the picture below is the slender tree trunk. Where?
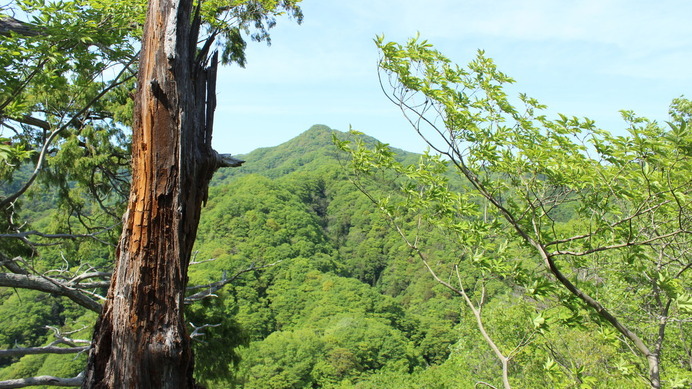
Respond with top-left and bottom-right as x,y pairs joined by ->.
82,0 -> 237,387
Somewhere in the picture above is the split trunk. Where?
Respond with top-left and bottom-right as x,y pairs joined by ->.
82,0 -> 238,387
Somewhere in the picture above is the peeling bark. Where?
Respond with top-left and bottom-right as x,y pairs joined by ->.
82,0 -> 237,387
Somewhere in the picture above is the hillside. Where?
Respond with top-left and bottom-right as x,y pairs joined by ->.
188,125 -> 470,387
0,124 -> 660,388
211,124 -> 419,184
184,125 -> 641,388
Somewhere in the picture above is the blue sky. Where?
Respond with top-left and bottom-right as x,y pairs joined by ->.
212,0 -> 692,155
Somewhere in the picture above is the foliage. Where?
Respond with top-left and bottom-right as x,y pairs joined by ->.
2,121 -> 687,387
1,0 -> 139,241
199,0 -> 303,67
184,125 -> 682,388
336,35 -> 691,388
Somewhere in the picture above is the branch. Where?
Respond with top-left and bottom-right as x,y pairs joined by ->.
0,254 -> 29,274
348,168 -> 515,388
7,115 -> 51,132
44,325 -> 91,346
545,197 -> 680,247
0,345 -> 88,358
0,58 -> 137,209
214,152 -> 245,168
550,229 -> 685,257
185,261 -> 280,303
475,382 -> 500,389
67,271 -> 111,285
189,322 -> 221,342
0,373 -> 83,389
0,15 -> 39,37
0,229 -> 113,241
0,57 -> 49,114
0,273 -> 101,312
453,266 -> 512,389
537,246 -> 656,371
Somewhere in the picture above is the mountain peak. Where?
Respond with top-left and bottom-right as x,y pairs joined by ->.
211,125 -> 418,185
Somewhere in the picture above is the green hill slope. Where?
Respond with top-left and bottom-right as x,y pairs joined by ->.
190,125 -> 468,387
188,124 -> 642,388
212,124 -> 418,184
0,124 -> 647,388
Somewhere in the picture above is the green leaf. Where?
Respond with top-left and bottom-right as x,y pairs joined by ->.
532,313 -> 546,329
676,292 -> 692,314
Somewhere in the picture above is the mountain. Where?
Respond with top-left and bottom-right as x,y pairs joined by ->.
184,124 -> 630,388
187,125 -> 640,388
211,124 -> 419,185
188,125 -> 470,387
0,124 -> 644,389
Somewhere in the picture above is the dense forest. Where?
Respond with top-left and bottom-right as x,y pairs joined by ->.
0,123 -> 689,388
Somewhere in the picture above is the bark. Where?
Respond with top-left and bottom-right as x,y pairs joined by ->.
0,16 -> 39,37
82,0 -> 237,387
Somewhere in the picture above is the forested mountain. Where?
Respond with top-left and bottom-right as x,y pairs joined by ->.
186,124 -> 668,388
0,124 -> 688,388
189,125 -> 455,386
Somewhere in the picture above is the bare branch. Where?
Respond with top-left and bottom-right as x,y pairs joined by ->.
0,373 -> 83,389
0,273 -> 101,312
214,152 -> 245,168
189,322 -> 221,342
0,229 -> 113,241
0,345 -> 88,358
185,260 -> 281,303
44,326 -> 91,346
67,271 -> 111,285
189,253 -> 216,265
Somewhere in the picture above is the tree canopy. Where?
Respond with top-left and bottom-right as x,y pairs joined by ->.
336,35 -> 691,389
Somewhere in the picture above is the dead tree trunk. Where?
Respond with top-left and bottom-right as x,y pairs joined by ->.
82,0 -> 240,387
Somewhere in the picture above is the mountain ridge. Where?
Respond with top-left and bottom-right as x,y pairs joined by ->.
212,124 -> 419,185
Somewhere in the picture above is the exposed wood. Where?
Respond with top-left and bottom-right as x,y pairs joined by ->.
82,0 -> 234,387
0,374 -> 83,389
0,345 -> 89,358
215,152 -> 245,168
